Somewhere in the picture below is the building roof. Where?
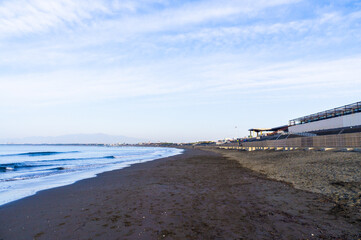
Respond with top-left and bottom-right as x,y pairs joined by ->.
248,125 -> 288,132
248,128 -> 271,132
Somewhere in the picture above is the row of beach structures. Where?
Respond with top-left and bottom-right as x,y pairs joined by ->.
227,101 -> 361,151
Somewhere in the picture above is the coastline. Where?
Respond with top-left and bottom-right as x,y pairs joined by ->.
0,145 -> 183,207
0,147 -> 360,239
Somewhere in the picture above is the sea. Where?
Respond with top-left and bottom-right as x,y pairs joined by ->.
0,145 -> 183,206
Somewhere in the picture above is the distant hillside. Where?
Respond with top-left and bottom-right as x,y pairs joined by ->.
0,133 -> 144,144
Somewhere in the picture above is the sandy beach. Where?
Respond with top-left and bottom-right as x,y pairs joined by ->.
0,148 -> 360,239
209,148 -> 361,209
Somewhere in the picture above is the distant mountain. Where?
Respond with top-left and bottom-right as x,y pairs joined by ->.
0,133 -> 145,144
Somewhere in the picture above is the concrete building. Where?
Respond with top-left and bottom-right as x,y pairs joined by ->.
288,101 -> 361,134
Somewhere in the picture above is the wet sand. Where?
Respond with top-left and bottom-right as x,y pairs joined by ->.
0,148 -> 360,239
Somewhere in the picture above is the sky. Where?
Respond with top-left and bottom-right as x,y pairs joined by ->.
1,0 -> 361,143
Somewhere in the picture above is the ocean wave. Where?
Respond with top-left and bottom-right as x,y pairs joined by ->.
3,177 -> 30,182
0,151 -> 80,157
0,155 -> 116,172
0,146 -> 183,206
0,163 -> 51,172
50,167 -> 70,171
0,167 -> 14,171
42,155 -> 115,162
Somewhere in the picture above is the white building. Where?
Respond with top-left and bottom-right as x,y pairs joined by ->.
288,102 -> 361,133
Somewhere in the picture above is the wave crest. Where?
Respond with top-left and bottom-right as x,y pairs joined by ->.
0,151 -> 79,157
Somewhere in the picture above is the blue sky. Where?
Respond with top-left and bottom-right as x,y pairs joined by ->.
1,0 -> 361,142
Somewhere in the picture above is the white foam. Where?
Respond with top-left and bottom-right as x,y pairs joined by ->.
0,146 -> 183,206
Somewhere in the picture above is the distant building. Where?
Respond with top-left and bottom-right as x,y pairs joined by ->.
245,101 -> 361,142
288,101 -> 361,134
239,101 -> 361,148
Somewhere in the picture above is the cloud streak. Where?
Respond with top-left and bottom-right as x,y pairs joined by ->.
1,55 -> 360,107
0,0 -> 300,38
0,0 -> 361,140
0,0 -> 104,36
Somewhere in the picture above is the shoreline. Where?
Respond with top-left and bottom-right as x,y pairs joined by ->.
0,147 -> 360,239
0,146 -> 183,207
0,148 -> 188,209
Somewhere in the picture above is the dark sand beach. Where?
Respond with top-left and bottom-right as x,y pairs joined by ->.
209,148 -> 361,210
0,148 -> 360,240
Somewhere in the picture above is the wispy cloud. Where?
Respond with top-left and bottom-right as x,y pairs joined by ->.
161,10 -> 361,45
0,0 -> 300,38
1,55 -> 360,107
0,0 -> 104,36
0,0 -> 361,140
